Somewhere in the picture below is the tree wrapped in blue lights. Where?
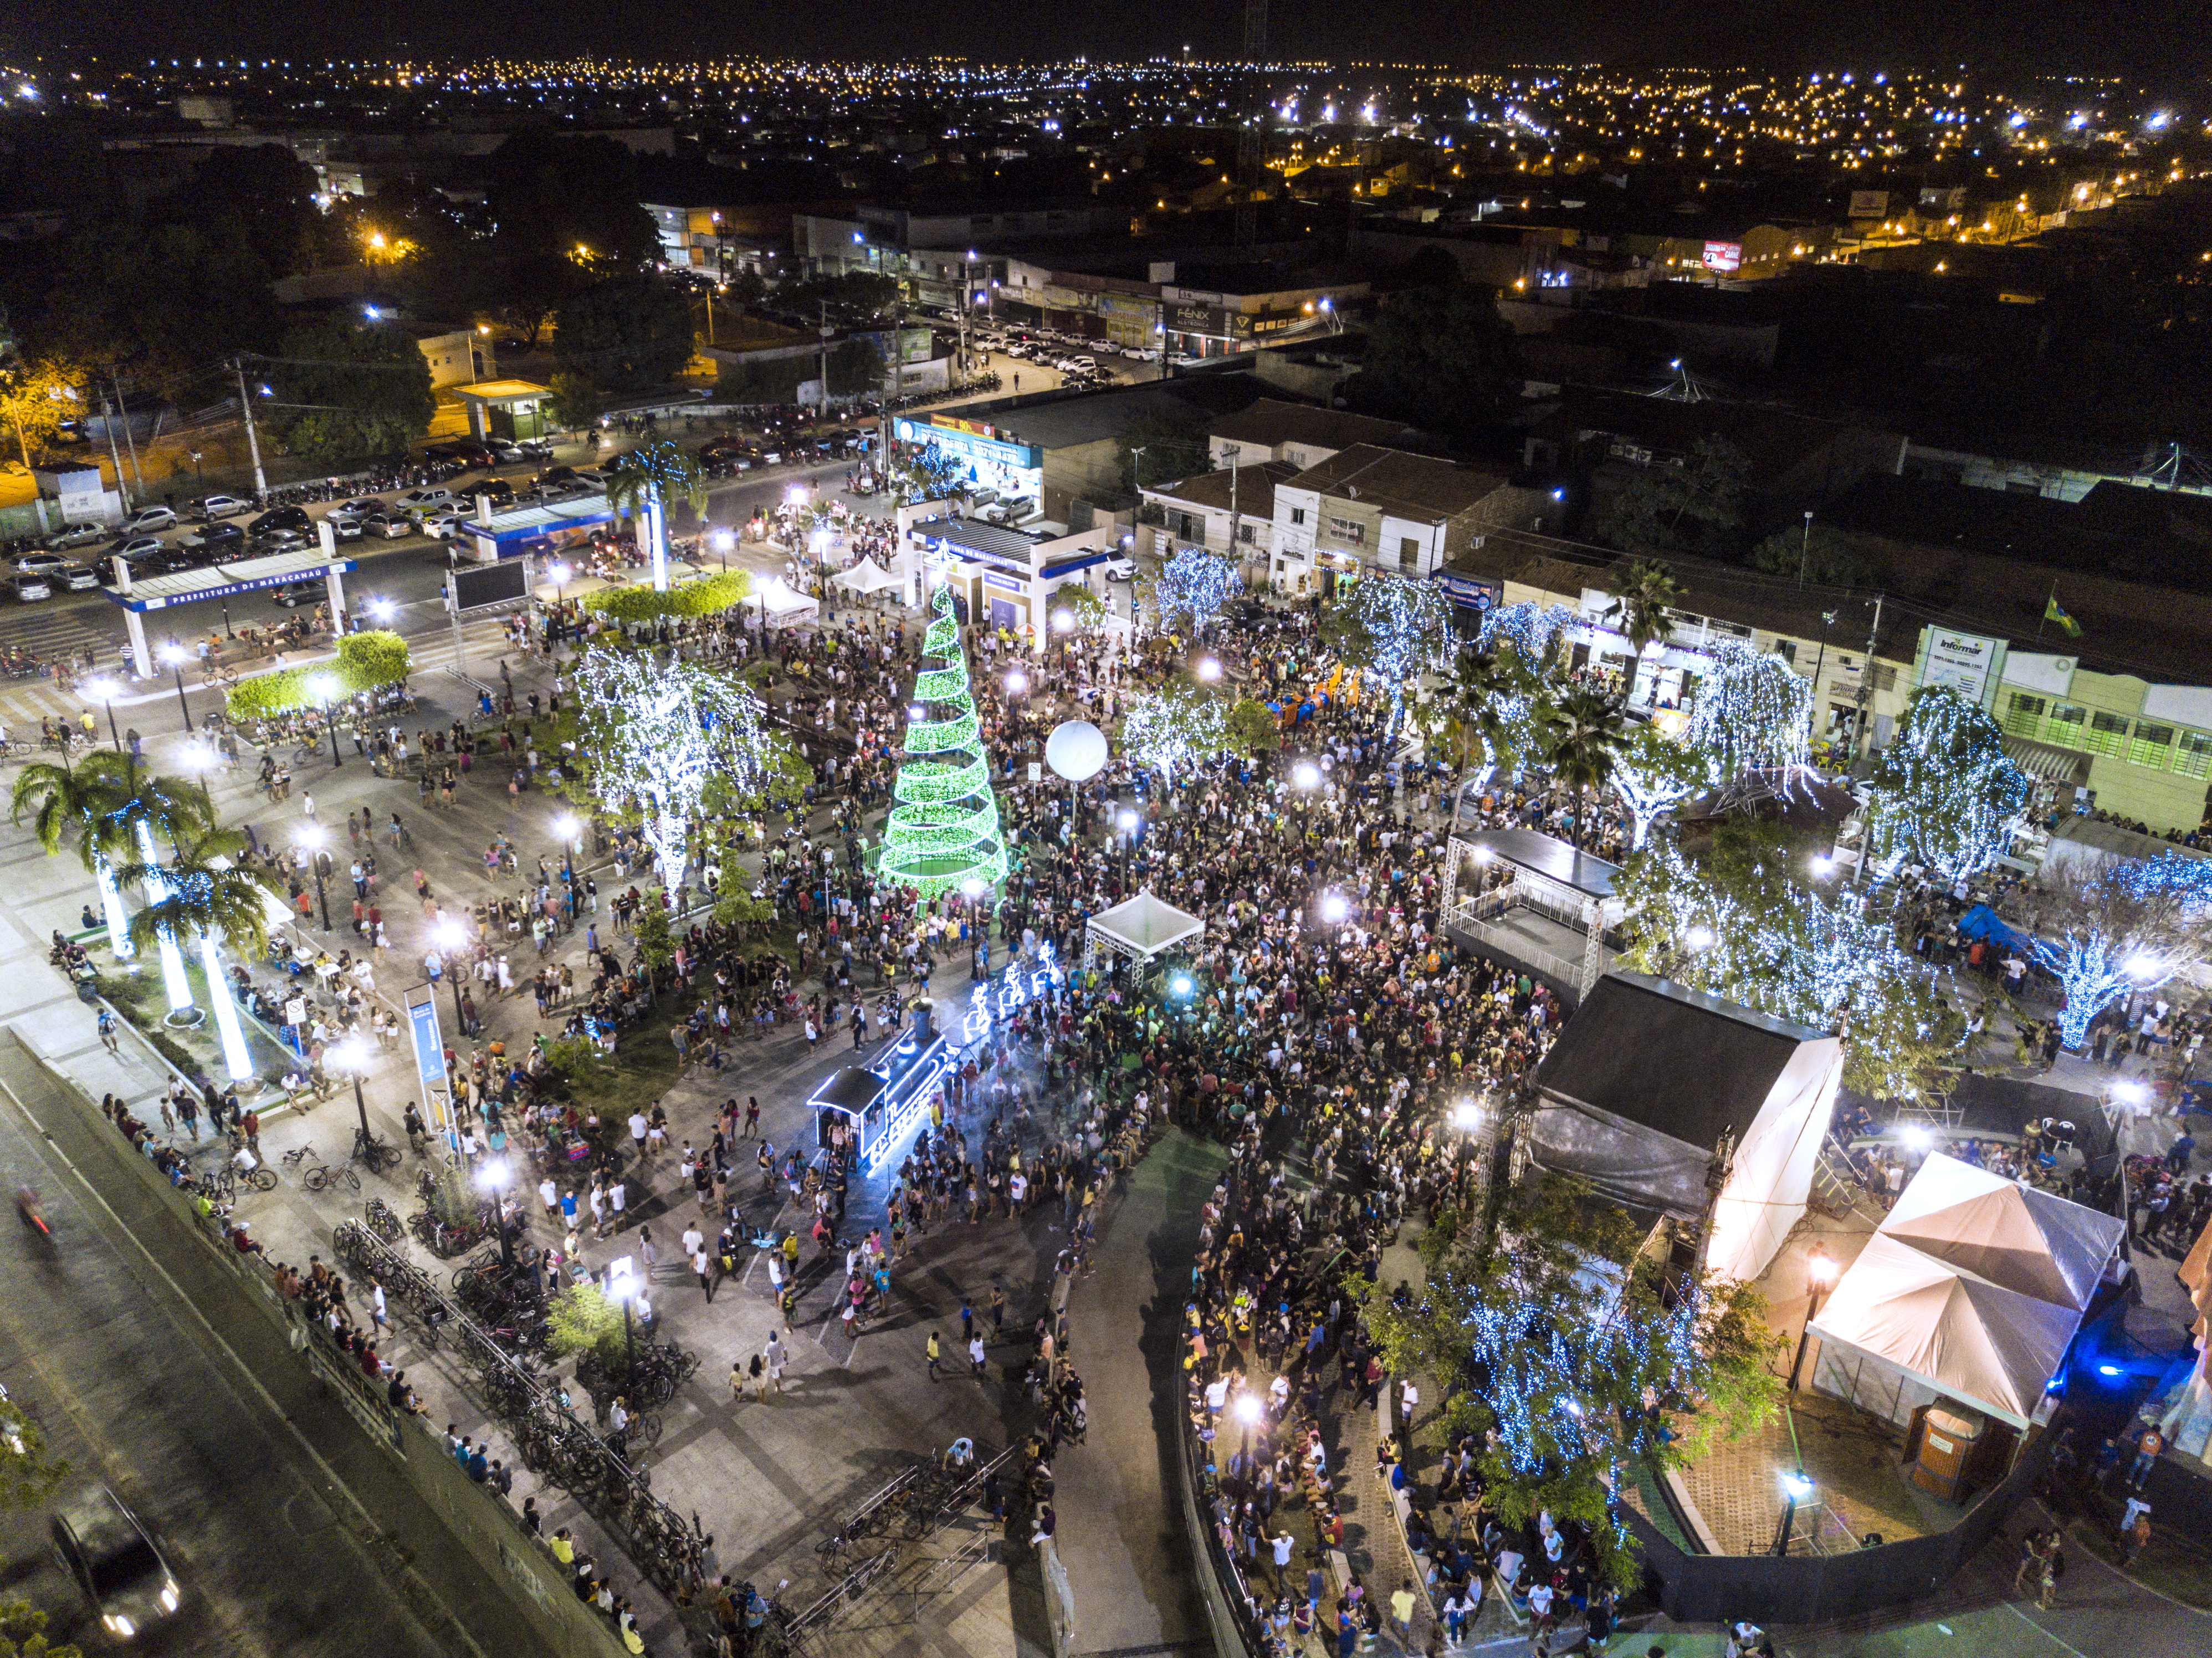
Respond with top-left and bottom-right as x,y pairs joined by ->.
2026,853 -> 2212,1048
1442,641 -> 1544,811
1611,721 -> 1715,850
1862,684 -> 2033,886
880,582 -> 1008,898
1358,1179 -> 1784,1592
1615,826 -> 1965,1100
1682,639 -> 1814,792
1119,683 -> 1228,790
1318,575 -> 1454,736
1151,547 -> 1241,635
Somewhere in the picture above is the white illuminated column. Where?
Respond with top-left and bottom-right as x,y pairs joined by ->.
644,493 -> 668,593
134,820 -> 196,1019
198,929 -> 254,1082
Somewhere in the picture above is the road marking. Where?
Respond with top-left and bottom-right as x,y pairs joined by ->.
2006,1601 -> 2100,1658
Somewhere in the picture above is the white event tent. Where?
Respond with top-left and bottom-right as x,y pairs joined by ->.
1808,1153 -> 2124,1429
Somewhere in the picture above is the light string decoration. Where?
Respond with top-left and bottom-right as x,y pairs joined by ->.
1617,839 -> 1961,1098
1119,683 -> 1229,789
574,648 -> 779,889
1152,548 -> 1242,635
1682,639 -> 1814,796
1610,723 -> 1715,850
1478,600 -> 1578,667
1324,575 -> 1454,736
880,582 -> 1008,898
2027,852 -> 2212,1048
1862,685 -> 2034,886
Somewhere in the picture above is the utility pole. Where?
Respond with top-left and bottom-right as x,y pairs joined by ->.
818,301 -> 833,425
233,359 -> 268,498
1227,458 -> 1240,560
959,251 -> 974,382
98,391 -> 131,514
111,375 -> 146,499
1798,509 -> 1813,585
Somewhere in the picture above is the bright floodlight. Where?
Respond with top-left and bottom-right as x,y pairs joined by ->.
711,529 -> 735,551
1195,656 -> 1222,682
81,678 -> 115,702
1005,670 -> 1028,694
1233,1394 -> 1263,1424
1780,1471 -> 1816,1501
1293,761 -> 1320,790
368,598 -> 395,620
1901,1124 -> 1933,1150
182,741 -> 213,771
2124,952 -> 2163,979
1051,607 -> 1075,633
1806,1247 -> 1838,1288
1170,974 -> 1194,998
327,1037 -> 372,1074
1118,810 -> 1138,831
1469,845 -> 1494,864
961,877 -> 987,898
311,673 -> 338,702
1451,1099 -> 1482,1130
2112,1079 -> 2149,1104
785,484 -> 810,504
475,1158 -> 511,1191
1810,854 -> 1834,876
547,561 -> 570,585
434,918 -> 466,951
551,813 -> 578,841
296,822 -> 327,848
1321,894 -> 1349,923
160,644 -> 188,666
1685,924 -> 1716,951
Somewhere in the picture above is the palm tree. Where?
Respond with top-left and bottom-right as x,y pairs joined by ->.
1536,685 -> 1629,850
1604,559 -> 1684,703
1442,643 -> 1536,829
606,439 -> 710,593
9,752 -> 173,958
117,828 -> 280,1082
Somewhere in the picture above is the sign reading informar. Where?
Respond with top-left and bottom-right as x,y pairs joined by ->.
1913,626 -> 2008,710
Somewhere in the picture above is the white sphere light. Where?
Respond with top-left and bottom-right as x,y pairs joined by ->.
1045,719 -> 1109,783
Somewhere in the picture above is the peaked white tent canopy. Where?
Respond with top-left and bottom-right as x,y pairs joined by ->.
831,556 -> 903,594
1809,1153 -> 2123,1429
744,576 -> 819,620
1083,891 -> 1204,972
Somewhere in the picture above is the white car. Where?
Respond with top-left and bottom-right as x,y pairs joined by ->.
326,498 -> 384,525
1103,555 -> 1137,581
418,510 -> 472,540
193,494 -> 251,520
13,571 -> 52,602
393,488 -> 453,516
107,535 -> 167,562
42,522 -> 109,550
115,505 -> 177,535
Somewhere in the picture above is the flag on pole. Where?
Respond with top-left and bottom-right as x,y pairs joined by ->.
2044,593 -> 2082,637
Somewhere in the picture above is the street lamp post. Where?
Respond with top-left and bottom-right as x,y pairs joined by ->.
434,918 -> 468,1031
477,1159 -> 518,1270
1788,1247 -> 1839,1391
312,673 -> 343,769
329,1037 -> 377,1165
1775,1470 -> 1815,1556
160,646 -> 194,732
81,678 -> 121,751
296,823 -> 332,931
551,813 -> 579,884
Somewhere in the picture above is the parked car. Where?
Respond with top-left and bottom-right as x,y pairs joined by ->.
50,1487 -> 184,1640
42,522 -> 108,551
325,498 -> 383,526
358,512 -> 415,540
178,521 -> 246,555
192,494 -> 250,520
1103,554 -> 1138,581
114,505 -> 176,535
393,488 -> 453,516
48,561 -> 100,591
250,527 -> 311,555
248,505 -> 311,539
325,514 -> 365,543
14,550 -> 73,576
454,477 -> 514,508
417,510 -> 472,540
269,579 -> 321,607
13,571 -> 52,602
107,535 -> 167,562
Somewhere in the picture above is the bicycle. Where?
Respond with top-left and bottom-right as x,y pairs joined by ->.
363,1196 -> 404,1244
303,1160 -> 361,1193
351,1128 -> 403,1173
280,1143 -> 318,1170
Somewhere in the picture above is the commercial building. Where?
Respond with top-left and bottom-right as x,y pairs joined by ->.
1137,461 -> 1298,569
414,327 -> 494,391
892,506 -> 1114,652
1267,444 -> 1533,591
1204,398 -> 1415,470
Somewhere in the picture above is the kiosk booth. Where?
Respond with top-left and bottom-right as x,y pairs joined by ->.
806,1003 -> 950,1176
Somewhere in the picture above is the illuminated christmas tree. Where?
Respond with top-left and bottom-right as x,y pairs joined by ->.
880,582 -> 1008,899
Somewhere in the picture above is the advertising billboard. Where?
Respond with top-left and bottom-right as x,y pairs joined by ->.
1700,242 -> 1743,273
1849,190 -> 1891,219
1914,626 -> 2008,710
450,560 -> 530,613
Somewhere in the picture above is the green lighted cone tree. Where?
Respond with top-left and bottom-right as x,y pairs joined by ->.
880,583 -> 1008,899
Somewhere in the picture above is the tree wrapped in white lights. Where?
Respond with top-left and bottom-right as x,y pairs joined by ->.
1861,684 -> 2033,886
1610,721 -> 1715,850
1682,639 -> 1814,794
606,439 -> 708,594
1478,601 -> 1578,669
1615,826 -> 1964,1100
2024,853 -> 2212,1050
1151,547 -> 1241,636
1318,575 -> 1454,736
574,649 -> 787,888
1119,683 -> 1228,790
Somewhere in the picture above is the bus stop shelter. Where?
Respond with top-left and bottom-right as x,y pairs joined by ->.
103,547 -> 357,677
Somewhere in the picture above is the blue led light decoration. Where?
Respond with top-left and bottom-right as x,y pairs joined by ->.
2029,853 -> 2212,1048
1862,684 -> 2034,886
879,582 -> 1008,899
1683,639 -> 1814,795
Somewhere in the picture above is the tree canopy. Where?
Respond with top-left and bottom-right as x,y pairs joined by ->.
554,275 -> 695,392
267,317 -> 434,462
1343,279 -> 1520,438
1596,438 -> 1751,558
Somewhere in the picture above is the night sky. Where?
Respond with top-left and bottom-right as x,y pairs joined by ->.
11,0 -> 2209,81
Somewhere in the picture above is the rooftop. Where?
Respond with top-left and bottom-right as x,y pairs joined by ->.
455,380 -> 551,403
1282,444 -> 1508,523
1142,460 -> 1298,519
1207,397 -> 1412,454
